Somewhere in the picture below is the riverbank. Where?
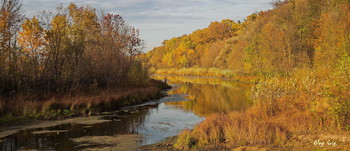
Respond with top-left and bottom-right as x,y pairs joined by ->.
153,67 -> 261,84
0,79 -> 171,125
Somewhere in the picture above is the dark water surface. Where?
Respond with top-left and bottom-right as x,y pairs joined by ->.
0,76 -> 251,151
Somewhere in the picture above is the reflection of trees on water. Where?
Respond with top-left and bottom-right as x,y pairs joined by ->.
162,76 -> 252,117
0,104 -> 159,151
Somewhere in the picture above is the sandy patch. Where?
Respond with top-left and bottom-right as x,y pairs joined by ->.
0,116 -> 111,138
72,134 -> 142,151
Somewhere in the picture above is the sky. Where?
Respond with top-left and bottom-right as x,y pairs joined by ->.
22,0 -> 273,52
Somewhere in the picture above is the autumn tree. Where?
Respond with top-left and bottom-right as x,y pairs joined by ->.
18,16 -> 45,57
0,0 -> 23,94
313,0 -> 350,73
66,3 -> 100,89
45,14 -> 70,89
201,40 -> 224,67
17,16 -> 45,87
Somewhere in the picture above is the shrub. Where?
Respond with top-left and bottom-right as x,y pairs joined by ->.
127,61 -> 149,86
174,129 -> 197,150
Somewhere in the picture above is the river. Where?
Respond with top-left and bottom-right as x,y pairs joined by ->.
0,76 -> 252,151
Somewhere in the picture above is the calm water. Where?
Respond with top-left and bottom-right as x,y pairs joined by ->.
0,76 -> 251,151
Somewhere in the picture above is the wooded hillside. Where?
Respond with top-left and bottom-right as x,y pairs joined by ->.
143,0 -> 350,76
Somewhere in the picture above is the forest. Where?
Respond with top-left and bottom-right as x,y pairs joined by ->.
142,0 -> 350,150
0,1 -> 167,119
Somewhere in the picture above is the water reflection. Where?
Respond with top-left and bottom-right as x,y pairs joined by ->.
0,76 -> 251,151
154,76 -> 252,117
0,105 -> 154,151
0,97 -> 203,150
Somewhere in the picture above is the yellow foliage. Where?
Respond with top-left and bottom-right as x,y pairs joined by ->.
18,16 -> 45,56
145,19 -> 241,69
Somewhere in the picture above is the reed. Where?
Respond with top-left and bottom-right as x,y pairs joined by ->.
155,68 -> 235,78
0,79 -> 169,121
174,67 -> 350,150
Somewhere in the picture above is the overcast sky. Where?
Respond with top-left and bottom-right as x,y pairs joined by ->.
22,0 -> 273,51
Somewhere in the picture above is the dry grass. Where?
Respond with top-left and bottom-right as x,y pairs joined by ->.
154,67 -> 262,84
174,111 -> 291,150
174,67 -> 350,150
154,68 -> 236,79
0,79 -> 168,120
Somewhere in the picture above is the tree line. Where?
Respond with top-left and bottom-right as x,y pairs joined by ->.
0,0 -> 148,97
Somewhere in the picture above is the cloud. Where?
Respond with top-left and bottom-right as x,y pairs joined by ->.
22,0 -> 273,51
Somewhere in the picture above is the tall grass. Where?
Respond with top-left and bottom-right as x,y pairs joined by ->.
0,79 -> 169,120
154,68 -> 235,78
174,67 -> 350,150
174,112 -> 290,149
153,67 -> 261,83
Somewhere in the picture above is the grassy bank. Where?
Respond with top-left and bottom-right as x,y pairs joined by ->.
153,68 -> 260,83
0,79 -> 171,124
